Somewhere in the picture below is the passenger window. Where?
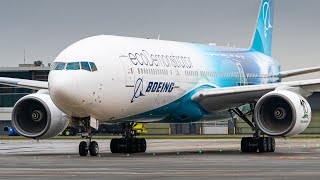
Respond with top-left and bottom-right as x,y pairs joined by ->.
66,62 -> 80,70
89,62 -> 98,71
81,62 -> 91,71
55,62 -> 66,70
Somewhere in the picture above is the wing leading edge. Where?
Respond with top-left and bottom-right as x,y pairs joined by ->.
279,66 -> 320,78
0,77 -> 48,90
192,79 -> 320,112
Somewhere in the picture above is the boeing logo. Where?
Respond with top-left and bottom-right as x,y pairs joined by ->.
146,82 -> 175,93
131,79 -> 175,103
131,78 -> 144,103
263,0 -> 272,38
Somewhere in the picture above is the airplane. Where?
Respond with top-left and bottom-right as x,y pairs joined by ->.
1,0 -> 320,156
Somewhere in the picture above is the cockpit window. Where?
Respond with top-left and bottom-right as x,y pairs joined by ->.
66,62 -> 80,70
50,62 -> 58,70
80,62 -> 91,71
89,62 -> 98,71
55,62 -> 66,70
52,61 -> 96,72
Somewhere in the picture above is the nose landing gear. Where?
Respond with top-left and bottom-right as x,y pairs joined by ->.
77,118 -> 99,157
78,133 -> 100,156
78,137 -> 99,156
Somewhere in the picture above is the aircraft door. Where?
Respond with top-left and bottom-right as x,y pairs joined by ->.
235,62 -> 246,86
119,56 -> 134,87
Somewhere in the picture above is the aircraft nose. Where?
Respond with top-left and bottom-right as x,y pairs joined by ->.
49,72 -> 80,106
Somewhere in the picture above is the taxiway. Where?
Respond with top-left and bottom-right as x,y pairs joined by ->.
0,138 -> 319,179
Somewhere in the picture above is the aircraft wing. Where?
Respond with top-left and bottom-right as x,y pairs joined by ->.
0,77 -> 48,90
192,79 -> 320,112
279,66 -> 320,78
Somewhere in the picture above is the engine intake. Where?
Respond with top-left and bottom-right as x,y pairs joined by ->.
12,92 -> 70,139
254,90 -> 311,137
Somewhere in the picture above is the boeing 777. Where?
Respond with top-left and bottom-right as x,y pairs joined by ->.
2,0 -> 320,156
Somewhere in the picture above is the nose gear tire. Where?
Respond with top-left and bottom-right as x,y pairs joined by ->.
89,141 -> 99,156
79,141 -> 88,156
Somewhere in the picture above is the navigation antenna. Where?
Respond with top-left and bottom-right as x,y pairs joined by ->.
23,49 -> 26,64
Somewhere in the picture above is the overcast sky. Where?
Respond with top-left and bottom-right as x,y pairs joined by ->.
0,0 -> 319,79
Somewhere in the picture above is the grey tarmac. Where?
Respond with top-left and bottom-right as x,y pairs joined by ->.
0,138 -> 319,180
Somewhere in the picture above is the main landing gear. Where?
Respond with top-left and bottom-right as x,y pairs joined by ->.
241,135 -> 275,153
230,106 -> 276,153
110,123 -> 147,153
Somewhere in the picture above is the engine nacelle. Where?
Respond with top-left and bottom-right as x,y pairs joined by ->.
255,90 -> 311,137
11,92 -> 70,139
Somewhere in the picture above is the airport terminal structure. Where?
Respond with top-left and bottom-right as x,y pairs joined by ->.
0,66 -> 319,136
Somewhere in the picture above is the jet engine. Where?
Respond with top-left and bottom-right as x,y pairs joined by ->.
11,92 -> 70,139
254,90 -> 311,137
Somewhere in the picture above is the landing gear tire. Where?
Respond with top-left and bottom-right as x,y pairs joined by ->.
241,137 -> 249,152
136,138 -> 142,153
130,138 -> 137,153
89,141 -> 99,156
241,137 -> 257,152
110,138 -> 119,153
141,138 -> 147,153
258,137 -> 268,153
79,141 -> 88,156
258,137 -> 276,153
110,138 -> 146,153
79,140 -> 99,156
241,137 -> 275,153
267,137 -> 275,152
232,105 -> 276,154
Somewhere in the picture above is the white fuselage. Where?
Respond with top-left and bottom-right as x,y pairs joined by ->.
48,35 -> 280,123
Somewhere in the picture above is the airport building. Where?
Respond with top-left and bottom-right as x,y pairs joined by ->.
0,66 -> 319,135
0,66 -> 49,107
